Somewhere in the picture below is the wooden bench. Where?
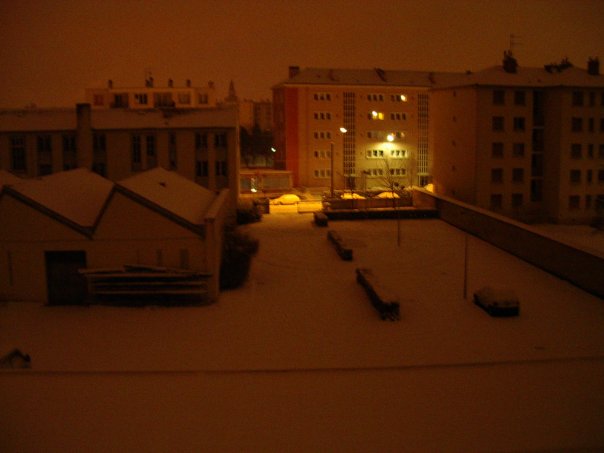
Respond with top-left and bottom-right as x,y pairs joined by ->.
327,230 -> 352,260
356,268 -> 400,321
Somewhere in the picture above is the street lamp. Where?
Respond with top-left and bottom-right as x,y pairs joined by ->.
330,127 -> 347,198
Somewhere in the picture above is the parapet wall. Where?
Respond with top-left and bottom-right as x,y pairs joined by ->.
413,188 -> 604,299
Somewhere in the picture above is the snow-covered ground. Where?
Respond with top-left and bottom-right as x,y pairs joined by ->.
2,211 -> 604,452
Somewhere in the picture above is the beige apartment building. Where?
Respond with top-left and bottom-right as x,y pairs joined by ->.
431,55 -> 604,224
272,67 -> 435,190
0,102 -> 240,214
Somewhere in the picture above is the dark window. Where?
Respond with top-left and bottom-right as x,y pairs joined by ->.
215,161 -> 228,176
93,133 -> 106,152
589,118 -> 595,133
492,116 -> 504,131
512,193 -> 523,207
599,169 -> 604,183
514,91 -> 526,106
490,194 -> 503,209
491,168 -> 503,183
169,133 -> 177,170
491,142 -> 504,158
131,135 -> 142,171
62,134 -> 77,170
572,91 -> 584,106
11,135 -> 28,172
146,135 -> 157,168
599,144 -> 604,159
512,168 -> 524,183
531,179 -> 543,202
513,117 -> 525,131
195,132 -> 208,149
570,169 -> 581,184
571,144 -> 582,159
513,143 -> 525,157
196,160 -> 208,177
571,117 -> 583,132
569,195 -> 581,210
214,133 -> 228,148
493,90 -> 505,105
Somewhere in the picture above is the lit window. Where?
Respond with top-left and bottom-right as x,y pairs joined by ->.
369,111 -> 384,120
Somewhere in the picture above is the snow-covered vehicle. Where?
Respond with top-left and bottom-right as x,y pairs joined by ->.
473,286 -> 519,317
270,194 -> 301,205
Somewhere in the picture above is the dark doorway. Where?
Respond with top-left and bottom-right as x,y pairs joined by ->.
45,251 -> 88,305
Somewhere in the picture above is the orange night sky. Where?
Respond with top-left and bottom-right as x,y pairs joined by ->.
0,0 -> 603,107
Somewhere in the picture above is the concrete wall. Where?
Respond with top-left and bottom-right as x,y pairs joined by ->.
413,188 -> 604,298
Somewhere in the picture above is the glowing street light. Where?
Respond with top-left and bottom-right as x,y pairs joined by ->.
386,133 -> 395,142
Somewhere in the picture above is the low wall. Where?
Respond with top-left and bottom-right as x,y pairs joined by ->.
413,188 -> 604,299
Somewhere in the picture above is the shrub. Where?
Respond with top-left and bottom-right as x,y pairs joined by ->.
236,199 -> 262,224
220,228 -> 259,290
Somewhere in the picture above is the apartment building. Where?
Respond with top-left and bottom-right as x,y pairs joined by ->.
0,102 -> 240,214
431,54 -> 604,224
272,67 -> 436,190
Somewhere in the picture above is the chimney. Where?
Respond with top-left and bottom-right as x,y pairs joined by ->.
503,50 -> 518,74
168,78 -> 173,87
588,57 -> 600,75
289,66 -> 300,78
186,79 -> 191,87
208,80 -> 215,89
76,104 -> 93,170
108,79 -> 113,89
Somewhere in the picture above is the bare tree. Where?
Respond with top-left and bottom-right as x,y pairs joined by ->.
378,158 -> 407,247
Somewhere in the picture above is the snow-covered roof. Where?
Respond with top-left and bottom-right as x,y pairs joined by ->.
430,65 -> 604,90
275,67 -> 453,88
7,168 -> 113,228
0,170 -> 22,188
118,167 -> 216,225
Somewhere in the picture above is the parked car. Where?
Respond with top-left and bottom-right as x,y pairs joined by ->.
341,192 -> 366,199
376,191 -> 400,198
270,194 -> 301,205
473,286 -> 519,317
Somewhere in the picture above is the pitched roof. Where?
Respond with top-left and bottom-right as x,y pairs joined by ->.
117,167 -> 216,226
6,168 -> 113,229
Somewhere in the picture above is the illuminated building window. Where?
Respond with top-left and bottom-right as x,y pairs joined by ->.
390,112 -> 407,121
390,149 -> 407,158
492,116 -> 504,131
389,168 -> 406,176
571,144 -> 582,159
366,149 -> 384,158
391,94 -> 407,102
313,169 -> 331,178
513,143 -> 525,157
492,142 -> 504,158
368,111 -> 384,120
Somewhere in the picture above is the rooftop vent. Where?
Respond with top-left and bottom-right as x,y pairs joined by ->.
289,66 -> 300,78
503,50 -> 518,74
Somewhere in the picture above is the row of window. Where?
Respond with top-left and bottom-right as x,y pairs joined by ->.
492,116 -> 526,132
570,143 -> 604,159
312,93 -> 409,102
491,168 -> 526,184
94,92 -> 209,108
571,91 -> 604,107
568,194 -> 604,210
366,149 -> 407,159
569,169 -> 604,184
491,142 -> 527,158
491,116 -> 604,133
570,117 -> 604,133
493,89 -> 604,108
492,90 -> 527,106
367,111 -> 407,121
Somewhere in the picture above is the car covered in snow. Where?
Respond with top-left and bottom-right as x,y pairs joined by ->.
473,286 -> 519,317
270,194 -> 301,205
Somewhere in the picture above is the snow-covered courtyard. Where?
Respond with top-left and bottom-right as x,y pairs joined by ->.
2,210 -> 604,452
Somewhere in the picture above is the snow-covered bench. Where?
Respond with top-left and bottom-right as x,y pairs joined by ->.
356,268 -> 400,321
314,211 -> 328,227
328,230 -> 352,260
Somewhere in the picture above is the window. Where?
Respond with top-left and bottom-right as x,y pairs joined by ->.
492,142 -> 504,158
589,118 -> 595,133
93,94 -> 104,106
572,91 -> 584,106
198,94 -> 209,104
391,94 -> 407,102
389,149 -> 407,158
196,160 -> 208,177
531,179 -> 543,202
62,134 -> 77,170
571,117 -> 583,132
313,112 -> 331,120
600,118 -> 604,132
589,92 -> 596,107
512,193 -> 523,207
586,195 -> 593,210
314,92 -> 331,101
569,195 -> 581,210
313,131 -> 332,139
587,170 -> 593,184
493,90 -> 505,105
368,111 -> 384,120
571,144 -> 582,159
513,143 -> 525,157
177,93 -> 191,104
490,194 -> 503,209
93,133 -> 106,152
131,135 -> 142,170
154,92 -> 173,108
588,144 -> 594,158
195,132 -> 208,149
599,169 -> 604,183
169,133 -> 177,170
366,149 -> 385,159
513,117 -> 525,131
134,93 -> 148,105
599,144 -> 604,159
367,94 -> 384,101
512,168 -> 524,183
570,169 -> 581,184
390,112 -> 407,120
215,161 -> 227,176
214,133 -> 228,148
146,135 -> 157,168
92,133 -> 107,177
514,91 -> 526,106
491,168 -> 503,183
492,116 -> 504,131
